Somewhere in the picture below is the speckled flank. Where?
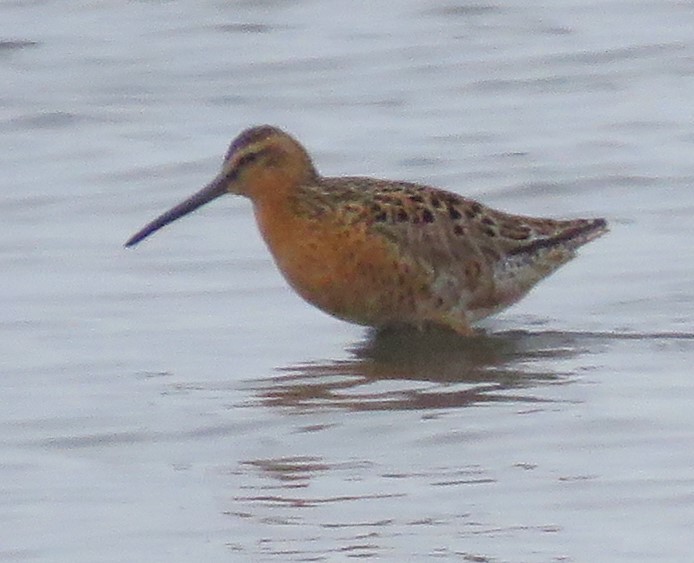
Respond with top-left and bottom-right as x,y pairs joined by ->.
126,125 -> 609,335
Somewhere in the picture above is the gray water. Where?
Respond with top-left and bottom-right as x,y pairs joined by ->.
2,1 -> 694,561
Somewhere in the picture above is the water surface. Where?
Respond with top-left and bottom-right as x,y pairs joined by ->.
2,1 -> 694,561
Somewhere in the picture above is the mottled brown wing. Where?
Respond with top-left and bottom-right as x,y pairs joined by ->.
321,178 -> 502,312
302,177 -> 607,319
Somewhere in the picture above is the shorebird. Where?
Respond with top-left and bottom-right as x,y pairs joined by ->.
125,125 -> 607,335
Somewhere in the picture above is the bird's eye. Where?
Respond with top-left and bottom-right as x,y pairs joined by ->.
237,152 -> 259,168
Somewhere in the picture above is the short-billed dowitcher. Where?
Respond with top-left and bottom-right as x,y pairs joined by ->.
125,125 -> 607,335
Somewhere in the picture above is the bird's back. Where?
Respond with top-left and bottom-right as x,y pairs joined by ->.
280,176 -> 607,328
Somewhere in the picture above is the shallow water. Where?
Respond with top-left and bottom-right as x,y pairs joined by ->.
2,1 -> 694,561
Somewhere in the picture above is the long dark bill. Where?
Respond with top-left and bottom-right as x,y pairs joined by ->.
124,174 -> 227,247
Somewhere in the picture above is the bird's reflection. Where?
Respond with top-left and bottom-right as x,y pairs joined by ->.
250,327 -> 597,412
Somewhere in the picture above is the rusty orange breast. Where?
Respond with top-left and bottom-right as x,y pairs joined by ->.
251,191 -> 429,326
